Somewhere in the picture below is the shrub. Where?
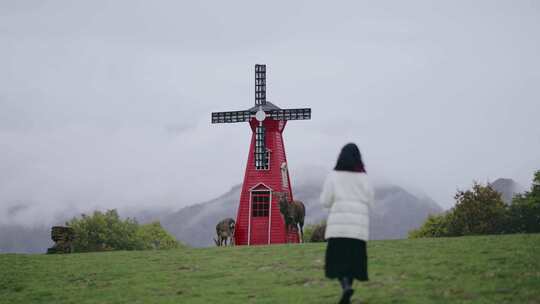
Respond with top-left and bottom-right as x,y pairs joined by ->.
507,170 -> 540,233
67,210 -> 142,252
448,182 -> 507,236
303,221 -> 326,243
410,181 -> 508,238
137,222 -> 181,250
408,213 -> 451,238
67,209 -> 181,252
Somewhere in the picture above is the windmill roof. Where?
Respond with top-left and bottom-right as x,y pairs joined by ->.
248,101 -> 281,112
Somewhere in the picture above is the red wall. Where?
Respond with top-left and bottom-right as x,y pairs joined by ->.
234,118 -> 299,245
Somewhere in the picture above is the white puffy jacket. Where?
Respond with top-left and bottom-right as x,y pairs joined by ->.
320,171 -> 375,241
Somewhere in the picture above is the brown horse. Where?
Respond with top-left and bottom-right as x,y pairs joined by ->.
276,192 -> 305,243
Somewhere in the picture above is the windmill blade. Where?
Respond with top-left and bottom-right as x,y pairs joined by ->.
268,108 -> 311,121
254,125 -> 267,169
255,64 -> 266,106
211,111 -> 251,123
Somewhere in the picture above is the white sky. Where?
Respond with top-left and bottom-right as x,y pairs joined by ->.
1,1 -> 539,225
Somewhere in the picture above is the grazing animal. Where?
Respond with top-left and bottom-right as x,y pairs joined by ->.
214,218 -> 235,246
276,192 -> 306,243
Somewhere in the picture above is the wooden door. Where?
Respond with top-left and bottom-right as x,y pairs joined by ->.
249,190 -> 270,245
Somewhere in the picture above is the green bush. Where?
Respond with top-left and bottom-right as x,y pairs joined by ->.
137,222 -> 181,250
409,181 -> 507,238
507,170 -> 540,233
448,182 -> 507,236
409,213 -> 451,238
67,209 -> 181,252
410,170 -> 540,238
303,221 -> 326,243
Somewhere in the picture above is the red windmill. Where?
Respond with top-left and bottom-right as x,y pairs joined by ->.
211,64 -> 311,245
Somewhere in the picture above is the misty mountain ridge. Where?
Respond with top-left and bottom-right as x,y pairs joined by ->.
161,177 -> 444,247
158,176 -> 523,246
1,174 -> 524,253
1,177 -> 442,252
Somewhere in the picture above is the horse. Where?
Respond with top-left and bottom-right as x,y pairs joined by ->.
275,192 -> 305,243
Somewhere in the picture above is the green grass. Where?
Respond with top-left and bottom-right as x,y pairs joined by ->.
1,234 -> 539,303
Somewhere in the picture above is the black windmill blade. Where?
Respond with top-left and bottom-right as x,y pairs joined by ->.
268,108 -> 312,121
254,125 -> 267,169
211,110 -> 251,124
255,64 -> 266,106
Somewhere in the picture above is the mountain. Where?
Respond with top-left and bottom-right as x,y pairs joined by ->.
161,177 -> 443,247
370,184 -> 442,239
490,178 -> 522,204
0,172 -> 444,252
161,185 -> 242,248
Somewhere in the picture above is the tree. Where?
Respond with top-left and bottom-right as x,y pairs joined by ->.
447,182 -> 507,236
508,170 -> 540,233
137,222 -> 181,250
410,172 -> 540,238
67,210 -> 181,252
408,213 -> 451,238
67,209 -> 143,252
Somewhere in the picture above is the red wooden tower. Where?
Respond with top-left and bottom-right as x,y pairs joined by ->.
211,64 -> 311,245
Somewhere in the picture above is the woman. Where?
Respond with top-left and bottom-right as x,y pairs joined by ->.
320,143 -> 375,304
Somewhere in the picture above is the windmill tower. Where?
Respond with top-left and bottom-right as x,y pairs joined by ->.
211,64 -> 311,245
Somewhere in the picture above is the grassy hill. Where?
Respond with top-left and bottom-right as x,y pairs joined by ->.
1,234 -> 539,303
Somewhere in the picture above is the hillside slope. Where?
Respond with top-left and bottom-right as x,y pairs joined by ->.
2,234 -> 538,303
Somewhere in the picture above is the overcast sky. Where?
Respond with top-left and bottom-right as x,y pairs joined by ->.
1,1 -> 539,226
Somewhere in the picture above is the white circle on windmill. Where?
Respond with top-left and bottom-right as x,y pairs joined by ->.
255,110 -> 266,122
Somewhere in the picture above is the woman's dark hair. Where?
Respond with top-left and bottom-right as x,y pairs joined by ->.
334,143 -> 366,173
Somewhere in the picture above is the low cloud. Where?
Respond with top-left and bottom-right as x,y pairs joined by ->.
1,1 -> 539,227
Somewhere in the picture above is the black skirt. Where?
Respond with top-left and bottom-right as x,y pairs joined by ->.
325,237 -> 368,281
